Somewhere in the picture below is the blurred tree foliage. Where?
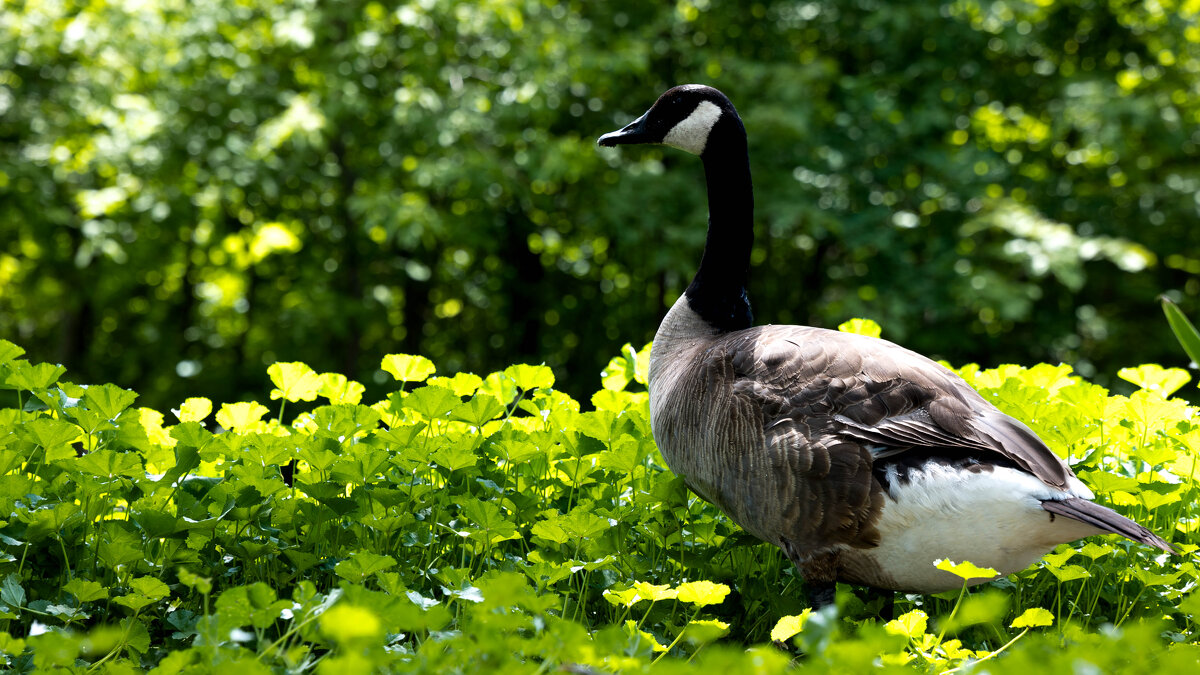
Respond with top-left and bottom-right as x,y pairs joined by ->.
2,0 -> 1198,409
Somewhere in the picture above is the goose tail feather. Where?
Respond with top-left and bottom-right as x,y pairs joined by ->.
1042,497 -> 1175,554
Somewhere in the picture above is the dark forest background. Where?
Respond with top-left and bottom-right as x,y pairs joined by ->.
3,0 -> 1199,409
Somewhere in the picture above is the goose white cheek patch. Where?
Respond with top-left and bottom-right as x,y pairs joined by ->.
663,100 -> 722,155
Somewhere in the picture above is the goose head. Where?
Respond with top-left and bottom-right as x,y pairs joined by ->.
597,84 -> 741,156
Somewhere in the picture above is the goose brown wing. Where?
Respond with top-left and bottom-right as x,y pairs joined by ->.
724,325 -> 1071,490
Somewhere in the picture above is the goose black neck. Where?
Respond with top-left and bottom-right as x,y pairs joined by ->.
684,116 -> 754,333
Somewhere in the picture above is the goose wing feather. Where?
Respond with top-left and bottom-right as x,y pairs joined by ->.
721,325 -> 1071,489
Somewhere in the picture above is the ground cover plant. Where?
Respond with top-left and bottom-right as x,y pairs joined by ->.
1,320 -> 1200,673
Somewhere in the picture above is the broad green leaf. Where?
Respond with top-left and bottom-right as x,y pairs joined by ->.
24,417 -> 80,448
1162,297 -> 1200,368
0,340 -> 24,366
451,393 -> 505,426
176,397 -> 213,423
5,361 -> 66,390
624,620 -> 669,652
62,578 -> 108,603
1117,364 -> 1190,397
682,619 -> 730,645
1011,607 -> 1054,628
935,558 -> 999,582
430,442 -> 478,473
335,551 -> 397,583
837,317 -> 883,338
770,609 -> 813,642
885,609 -> 928,639
82,383 -> 138,419
318,372 -> 365,405
600,349 -> 634,391
603,587 -> 643,608
676,580 -> 730,606
129,576 -> 170,600
428,372 -> 483,397
402,385 -> 461,420
72,450 -> 143,478
268,362 -> 321,403
216,401 -> 270,432
381,354 -> 436,383
1045,563 -> 1091,582
1,575 -> 25,608
504,363 -> 554,391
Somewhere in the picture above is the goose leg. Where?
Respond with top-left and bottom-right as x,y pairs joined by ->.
807,581 -> 836,609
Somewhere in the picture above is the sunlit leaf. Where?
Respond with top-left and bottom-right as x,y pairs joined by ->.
381,354 -> 436,384
676,580 -> 730,606
770,609 -> 813,643
837,317 -> 883,338
268,362 -> 321,403
1011,607 -> 1054,628
934,558 -> 999,582
885,609 -> 928,639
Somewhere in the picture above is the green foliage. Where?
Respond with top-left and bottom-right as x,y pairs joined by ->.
1,340 -> 1200,672
3,0 -> 1200,414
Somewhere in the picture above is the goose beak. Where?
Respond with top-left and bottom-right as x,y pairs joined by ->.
598,112 -> 653,147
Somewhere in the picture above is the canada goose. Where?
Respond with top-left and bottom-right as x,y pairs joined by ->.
597,85 -> 1174,607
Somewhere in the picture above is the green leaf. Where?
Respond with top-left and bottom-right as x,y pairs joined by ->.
381,354 -> 436,383
1162,296 -> 1200,368
885,609 -> 929,639
216,401 -> 270,431
71,450 -> 143,478
676,580 -> 730,606
175,397 -> 213,423
1045,563 -> 1091,582
934,558 -> 1000,582
268,361 -> 321,403
682,618 -> 730,645
1011,607 -> 1054,628
623,620 -> 669,653
1,574 -> 26,608
837,317 -> 883,338
5,361 -> 66,390
63,578 -> 108,603
450,393 -> 505,426
334,551 -> 397,583
1117,364 -> 1191,397
24,417 -> 80,449
770,609 -> 813,643
402,385 -> 461,420
504,363 -> 555,391
0,340 -> 25,366
429,442 -> 478,473
428,372 -> 483,397
82,383 -> 138,419
129,576 -> 170,601
317,372 -> 365,405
